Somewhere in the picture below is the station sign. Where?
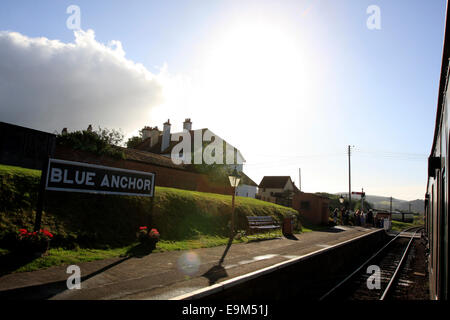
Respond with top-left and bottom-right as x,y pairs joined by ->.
45,158 -> 155,197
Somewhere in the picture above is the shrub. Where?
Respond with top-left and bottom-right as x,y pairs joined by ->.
56,126 -> 125,159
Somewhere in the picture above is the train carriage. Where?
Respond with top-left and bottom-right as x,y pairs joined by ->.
426,1 -> 450,301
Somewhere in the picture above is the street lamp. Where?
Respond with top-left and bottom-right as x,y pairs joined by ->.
228,168 -> 241,236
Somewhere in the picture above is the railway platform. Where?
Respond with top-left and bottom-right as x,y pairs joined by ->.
0,226 -> 382,300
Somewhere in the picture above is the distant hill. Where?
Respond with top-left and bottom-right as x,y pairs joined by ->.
337,193 -> 424,214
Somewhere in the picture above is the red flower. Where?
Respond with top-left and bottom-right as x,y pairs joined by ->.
42,230 -> 53,238
139,226 -> 147,230
149,228 -> 160,238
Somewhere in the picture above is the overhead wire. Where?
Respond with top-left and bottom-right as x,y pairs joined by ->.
242,149 -> 427,168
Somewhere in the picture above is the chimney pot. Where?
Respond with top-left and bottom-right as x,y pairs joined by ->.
162,119 -> 171,152
183,118 -> 192,131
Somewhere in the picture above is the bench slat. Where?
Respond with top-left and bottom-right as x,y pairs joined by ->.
246,216 -> 280,234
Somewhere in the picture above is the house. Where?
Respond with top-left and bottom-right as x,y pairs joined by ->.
292,192 -> 330,225
256,176 -> 298,207
134,119 -> 245,172
235,172 -> 258,198
256,175 -> 330,224
133,118 -> 258,198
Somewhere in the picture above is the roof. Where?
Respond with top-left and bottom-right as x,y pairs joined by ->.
295,192 -> 329,200
239,172 -> 258,187
258,176 -> 292,189
431,2 -> 450,159
133,128 -> 246,163
119,146 -> 188,170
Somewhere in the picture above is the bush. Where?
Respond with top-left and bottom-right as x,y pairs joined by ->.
56,127 -> 125,159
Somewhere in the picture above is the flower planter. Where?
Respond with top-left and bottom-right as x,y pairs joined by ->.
145,238 -> 158,251
16,228 -> 53,258
137,227 -> 160,252
16,240 -> 49,258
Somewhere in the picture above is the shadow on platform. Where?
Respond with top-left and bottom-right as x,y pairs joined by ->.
0,255 -> 131,300
202,264 -> 228,286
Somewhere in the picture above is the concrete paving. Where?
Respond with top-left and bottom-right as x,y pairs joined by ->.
0,226 -> 382,300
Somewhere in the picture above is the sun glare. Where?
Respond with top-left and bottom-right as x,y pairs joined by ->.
200,21 -> 310,114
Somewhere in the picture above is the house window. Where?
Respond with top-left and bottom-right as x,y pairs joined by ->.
300,201 -> 310,210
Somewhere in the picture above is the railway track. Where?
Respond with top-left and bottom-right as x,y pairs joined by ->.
319,226 -> 423,301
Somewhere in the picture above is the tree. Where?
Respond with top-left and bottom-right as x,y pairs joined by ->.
56,126 -> 125,159
353,200 -> 373,211
126,129 -> 144,149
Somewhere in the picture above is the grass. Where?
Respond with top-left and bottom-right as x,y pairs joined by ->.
0,164 -> 41,176
390,220 -> 423,232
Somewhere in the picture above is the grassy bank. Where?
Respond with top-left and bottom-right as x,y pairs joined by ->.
0,164 -> 298,273
390,219 -> 423,232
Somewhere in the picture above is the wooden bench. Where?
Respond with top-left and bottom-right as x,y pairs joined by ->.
245,216 -> 281,239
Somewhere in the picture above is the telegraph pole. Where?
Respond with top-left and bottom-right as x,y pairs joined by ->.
299,168 -> 301,192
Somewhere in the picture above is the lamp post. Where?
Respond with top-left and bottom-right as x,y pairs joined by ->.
228,168 -> 241,237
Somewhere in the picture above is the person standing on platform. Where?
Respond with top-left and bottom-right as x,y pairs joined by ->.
361,210 -> 366,227
367,209 -> 374,227
355,210 -> 361,226
333,208 -> 338,225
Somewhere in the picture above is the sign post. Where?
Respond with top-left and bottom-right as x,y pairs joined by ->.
34,156 -> 50,231
351,190 -> 366,211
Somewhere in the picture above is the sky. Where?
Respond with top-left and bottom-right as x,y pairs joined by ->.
0,0 -> 446,201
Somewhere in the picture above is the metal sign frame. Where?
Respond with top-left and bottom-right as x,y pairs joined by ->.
45,158 -> 156,197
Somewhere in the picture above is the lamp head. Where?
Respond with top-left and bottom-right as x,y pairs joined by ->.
228,168 -> 241,188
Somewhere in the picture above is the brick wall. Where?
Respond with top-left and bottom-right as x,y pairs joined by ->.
54,146 -> 233,195
293,192 -> 330,225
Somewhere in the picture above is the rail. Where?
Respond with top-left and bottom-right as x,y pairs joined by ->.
379,227 -> 422,300
319,226 -> 423,301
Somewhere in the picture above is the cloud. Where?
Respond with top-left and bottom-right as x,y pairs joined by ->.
0,29 -> 163,135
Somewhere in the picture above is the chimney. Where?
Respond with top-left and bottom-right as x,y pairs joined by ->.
183,118 -> 192,131
161,119 -> 171,152
141,126 -> 152,140
149,126 -> 160,148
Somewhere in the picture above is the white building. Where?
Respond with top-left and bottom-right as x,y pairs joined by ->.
236,172 -> 258,198
134,119 -> 257,198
